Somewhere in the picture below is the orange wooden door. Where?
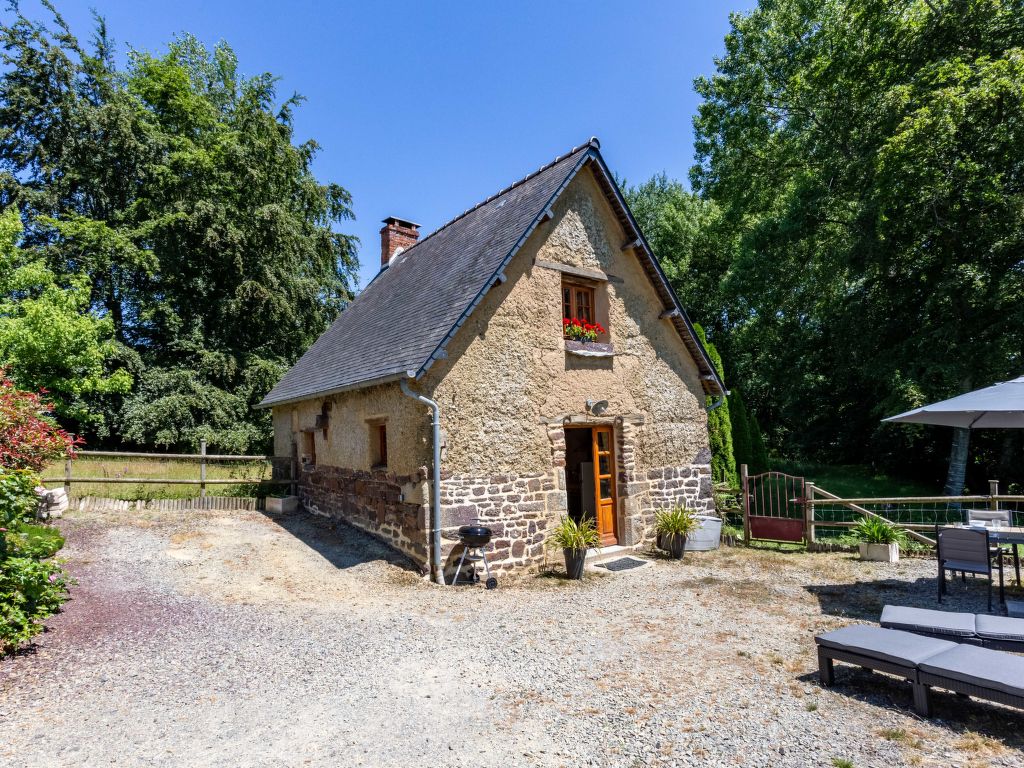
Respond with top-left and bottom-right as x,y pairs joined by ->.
591,426 -> 617,546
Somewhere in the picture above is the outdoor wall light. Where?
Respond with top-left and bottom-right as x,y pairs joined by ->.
586,399 -> 609,416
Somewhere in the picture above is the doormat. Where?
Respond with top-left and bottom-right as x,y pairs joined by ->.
596,556 -> 649,572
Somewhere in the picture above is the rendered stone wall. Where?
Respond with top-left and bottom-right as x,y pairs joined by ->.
421,165 -> 715,562
271,162 -> 716,572
272,381 -> 431,477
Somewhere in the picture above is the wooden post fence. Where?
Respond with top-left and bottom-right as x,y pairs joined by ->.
804,482 -> 816,545
200,439 -> 207,499
740,463 -> 750,545
44,449 -> 293,502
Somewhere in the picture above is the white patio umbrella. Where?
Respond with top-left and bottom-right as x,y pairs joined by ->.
883,376 -> 1024,429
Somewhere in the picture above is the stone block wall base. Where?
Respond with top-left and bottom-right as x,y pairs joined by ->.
299,465 -> 428,565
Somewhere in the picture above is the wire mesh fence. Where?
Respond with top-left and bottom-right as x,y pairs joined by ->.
809,493 -> 1024,544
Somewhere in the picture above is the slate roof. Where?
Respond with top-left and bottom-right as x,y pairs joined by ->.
259,138 -> 725,408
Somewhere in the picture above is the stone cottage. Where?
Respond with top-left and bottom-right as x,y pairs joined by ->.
259,138 -> 726,582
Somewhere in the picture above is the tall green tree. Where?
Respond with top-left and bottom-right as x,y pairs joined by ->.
624,174 -> 729,332
694,324 -> 737,487
0,5 -> 358,450
0,206 -> 131,427
691,0 -> 1024,490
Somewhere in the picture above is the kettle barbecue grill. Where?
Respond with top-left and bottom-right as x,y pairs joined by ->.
452,524 -> 498,589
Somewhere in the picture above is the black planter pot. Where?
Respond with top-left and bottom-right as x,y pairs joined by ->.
563,548 -> 587,579
662,533 -> 687,560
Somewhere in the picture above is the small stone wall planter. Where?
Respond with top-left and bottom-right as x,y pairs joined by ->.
564,340 -> 614,358
266,495 -> 299,514
859,542 -> 899,563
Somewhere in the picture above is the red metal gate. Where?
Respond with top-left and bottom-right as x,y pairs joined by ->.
743,471 -> 806,543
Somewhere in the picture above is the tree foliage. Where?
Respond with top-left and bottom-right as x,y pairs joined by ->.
0,206 -> 132,426
0,4 -> 358,451
693,324 -> 737,486
685,0 -> 1024,488
0,371 -> 79,472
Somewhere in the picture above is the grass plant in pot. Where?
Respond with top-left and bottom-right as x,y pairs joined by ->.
655,506 -> 700,560
547,516 -> 600,579
851,516 -> 907,563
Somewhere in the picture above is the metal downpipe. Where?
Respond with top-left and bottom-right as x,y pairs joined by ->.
400,378 -> 445,585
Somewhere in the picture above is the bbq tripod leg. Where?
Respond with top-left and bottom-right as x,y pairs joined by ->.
452,547 -> 469,586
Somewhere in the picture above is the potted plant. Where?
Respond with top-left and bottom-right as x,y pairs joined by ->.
547,515 -> 600,579
655,506 -> 700,559
851,516 -> 907,563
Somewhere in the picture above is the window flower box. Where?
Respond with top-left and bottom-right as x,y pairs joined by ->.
563,317 -> 606,342
565,339 -> 614,357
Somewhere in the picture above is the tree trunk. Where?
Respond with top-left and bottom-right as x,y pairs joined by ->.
943,427 -> 971,496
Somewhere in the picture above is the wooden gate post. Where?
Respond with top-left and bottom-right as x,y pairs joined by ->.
989,479 -> 999,510
64,456 -> 72,498
740,464 -> 750,546
199,440 -> 207,499
805,482 -> 816,546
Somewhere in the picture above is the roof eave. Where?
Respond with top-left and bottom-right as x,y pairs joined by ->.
256,371 -> 412,410
576,152 -> 729,398
413,145 -> 597,382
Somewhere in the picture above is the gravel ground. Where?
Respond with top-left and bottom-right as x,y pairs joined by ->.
2,509 -> 1023,768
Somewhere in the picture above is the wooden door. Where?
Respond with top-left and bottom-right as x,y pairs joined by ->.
591,426 -> 617,546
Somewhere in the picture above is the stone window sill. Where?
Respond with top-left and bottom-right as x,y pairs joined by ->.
564,340 -> 614,358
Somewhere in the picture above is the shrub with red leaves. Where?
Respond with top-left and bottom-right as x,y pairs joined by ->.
0,371 -> 80,472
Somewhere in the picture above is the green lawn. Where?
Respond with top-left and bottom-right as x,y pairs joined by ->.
771,460 -> 937,499
42,456 -> 282,501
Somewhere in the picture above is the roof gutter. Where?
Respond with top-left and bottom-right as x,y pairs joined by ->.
256,372 -> 408,410
400,377 -> 445,585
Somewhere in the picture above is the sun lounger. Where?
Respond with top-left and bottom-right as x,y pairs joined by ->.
816,625 -> 1024,716
880,604 -> 1024,651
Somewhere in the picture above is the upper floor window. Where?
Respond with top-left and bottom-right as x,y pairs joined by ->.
561,278 -> 608,343
562,283 -> 594,324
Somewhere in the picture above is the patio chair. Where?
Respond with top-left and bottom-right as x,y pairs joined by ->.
965,508 -> 1021,586
936,526 -> 1004,611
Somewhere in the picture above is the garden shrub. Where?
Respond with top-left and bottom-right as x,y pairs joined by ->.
0,376 -> 76,654
0,469 -> 38,526
0,556 -> 70,653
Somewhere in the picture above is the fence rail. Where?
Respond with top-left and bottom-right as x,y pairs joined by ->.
42,443 -> 297,500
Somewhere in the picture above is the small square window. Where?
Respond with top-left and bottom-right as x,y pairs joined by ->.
561,278 -> 605,340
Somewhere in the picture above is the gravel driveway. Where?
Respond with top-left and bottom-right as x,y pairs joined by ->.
2,508 -> 1023,768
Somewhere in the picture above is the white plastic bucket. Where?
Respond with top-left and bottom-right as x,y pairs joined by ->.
686,515 -> 722,551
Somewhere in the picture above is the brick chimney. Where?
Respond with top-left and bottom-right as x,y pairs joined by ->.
380,217 -> 420,268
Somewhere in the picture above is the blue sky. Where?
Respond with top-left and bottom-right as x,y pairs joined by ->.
45,1 -> 747,288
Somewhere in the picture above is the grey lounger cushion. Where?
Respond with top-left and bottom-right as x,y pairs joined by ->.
880,605 -> 976,638
975,614 -> 1024,643
816,625 -> 957,667
919,644 -> 1024,697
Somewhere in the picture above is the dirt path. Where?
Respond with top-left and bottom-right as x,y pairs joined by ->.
1,509 -> 1022,767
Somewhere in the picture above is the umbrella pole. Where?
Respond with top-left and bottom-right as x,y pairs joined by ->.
943,426 -> 971,497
